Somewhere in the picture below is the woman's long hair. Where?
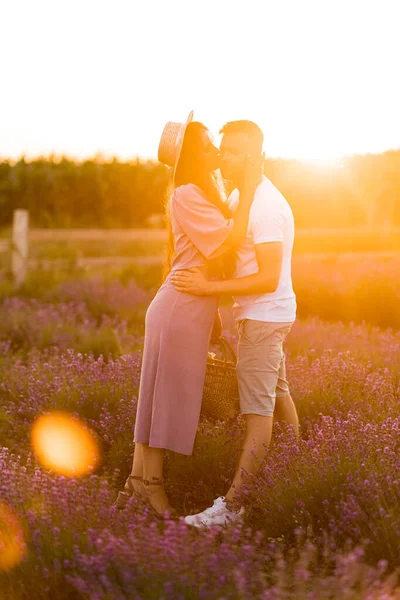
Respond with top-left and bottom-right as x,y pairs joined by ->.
162,122 -> 236,281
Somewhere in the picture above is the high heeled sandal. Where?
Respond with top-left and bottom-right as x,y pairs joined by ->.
142,478 -> 179,520
115,475 -> 146,510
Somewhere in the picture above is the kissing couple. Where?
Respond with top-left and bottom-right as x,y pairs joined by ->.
117,111 -> 298,526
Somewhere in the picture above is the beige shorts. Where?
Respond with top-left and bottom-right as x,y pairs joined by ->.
237,319 -> 293,417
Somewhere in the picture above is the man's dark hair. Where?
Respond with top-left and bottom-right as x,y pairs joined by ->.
219,120 -> 264,152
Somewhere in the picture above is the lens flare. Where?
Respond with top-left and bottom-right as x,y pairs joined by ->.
0,502 -> 26,571
31,411 -> 100,477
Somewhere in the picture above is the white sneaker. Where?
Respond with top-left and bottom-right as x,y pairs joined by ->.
184,496 -> 244,528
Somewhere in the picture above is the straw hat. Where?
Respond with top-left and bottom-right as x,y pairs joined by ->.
158,110 -> 194,171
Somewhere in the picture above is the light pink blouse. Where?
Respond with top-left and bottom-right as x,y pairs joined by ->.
170,184 -> 234,271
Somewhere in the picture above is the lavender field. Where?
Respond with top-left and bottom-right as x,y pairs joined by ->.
1,271 -> 400,599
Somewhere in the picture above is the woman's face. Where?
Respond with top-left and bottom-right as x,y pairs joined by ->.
200,129 -> 220,172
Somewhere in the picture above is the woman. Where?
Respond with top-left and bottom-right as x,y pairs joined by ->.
116,112 -> 258,518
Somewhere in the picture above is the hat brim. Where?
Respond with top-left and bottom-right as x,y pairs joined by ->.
172,110 -> 194,178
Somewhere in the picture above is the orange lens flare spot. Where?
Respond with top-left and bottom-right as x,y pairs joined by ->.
31,412 -> 100,477
0,502 -> 26,572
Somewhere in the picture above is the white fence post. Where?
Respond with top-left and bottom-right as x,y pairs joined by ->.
12,210 -> 29,288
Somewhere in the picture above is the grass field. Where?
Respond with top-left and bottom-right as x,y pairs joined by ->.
2,227 -> 400,260
2,247 -> 398,330
0,268 -> 400,598
1,228 -> 400,598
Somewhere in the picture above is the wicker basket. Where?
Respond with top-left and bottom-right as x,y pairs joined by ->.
201,337 -> 240,421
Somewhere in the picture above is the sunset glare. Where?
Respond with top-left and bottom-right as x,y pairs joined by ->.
0,502 -> 26,572
31,412 -> 100,477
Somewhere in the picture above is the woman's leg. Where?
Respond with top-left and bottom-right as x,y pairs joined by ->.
141,445 -> 175,514
130,443 -> 144,477
115,443 -> 145,508
142,444 -> 164,481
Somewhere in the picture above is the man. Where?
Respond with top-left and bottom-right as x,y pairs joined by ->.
171,120 -> 299,527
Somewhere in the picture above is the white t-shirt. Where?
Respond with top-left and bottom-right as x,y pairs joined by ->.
227,177 -> 297,323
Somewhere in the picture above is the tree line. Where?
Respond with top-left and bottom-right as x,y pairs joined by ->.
1,150 -> 399,229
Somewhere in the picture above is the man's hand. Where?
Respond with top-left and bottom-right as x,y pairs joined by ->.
239,153 -> 265,200
170,268 -> 214,296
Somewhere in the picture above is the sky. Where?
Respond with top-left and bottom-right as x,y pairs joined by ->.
1,0 -> 399,163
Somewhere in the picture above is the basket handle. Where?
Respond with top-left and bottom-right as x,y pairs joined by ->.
213,336 -> 237,364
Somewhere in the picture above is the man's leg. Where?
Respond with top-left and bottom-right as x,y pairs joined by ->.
226,393 -> 299,503
184,321 -> 294,527
272,348 -> 299,438
226,320 -> 293,504
274,392 -> 299,438
225,414 -> 272,503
